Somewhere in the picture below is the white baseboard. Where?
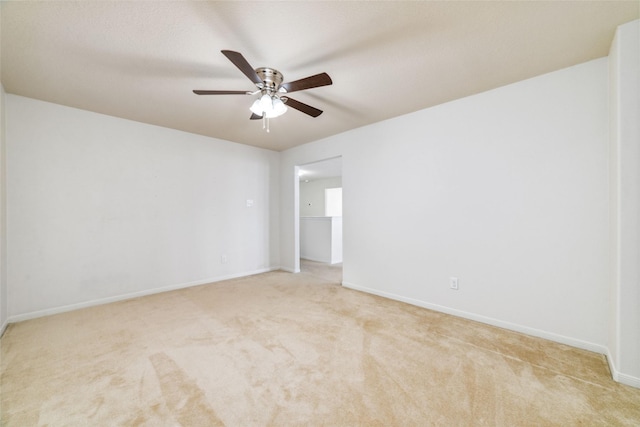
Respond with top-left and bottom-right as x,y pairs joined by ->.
614,372 -> 640,389
0,318 -> 8,338
341,281 -> 608,355
342,281 -> 640,389
300,256 -> 331,264
606,348 -> 640,389
8,267 -> 280,324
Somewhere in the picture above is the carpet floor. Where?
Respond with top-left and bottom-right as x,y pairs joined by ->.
1,267 -> 639,426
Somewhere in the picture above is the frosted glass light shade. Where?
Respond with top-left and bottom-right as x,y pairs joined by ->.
259,94 -> 272,111
249,94 -> 287,118
250,99 -> 263,115
272,97 -> 287,116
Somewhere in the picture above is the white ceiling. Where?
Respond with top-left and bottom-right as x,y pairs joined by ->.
299,157 -> 342,182
1,1 -> 637,152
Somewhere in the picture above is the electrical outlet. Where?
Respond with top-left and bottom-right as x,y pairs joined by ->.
221,254 -> 228,264
450,277 -> 459,290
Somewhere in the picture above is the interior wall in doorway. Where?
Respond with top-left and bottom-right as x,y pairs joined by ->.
299,177 -> 342,217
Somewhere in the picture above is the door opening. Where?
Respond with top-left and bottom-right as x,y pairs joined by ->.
296,156 -> 343,283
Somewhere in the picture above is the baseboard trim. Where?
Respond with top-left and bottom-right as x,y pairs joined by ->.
341,281 -> 608,355
0,318 -> 8,339
606,348 -> 640,389
300,256 -> 331,264
614,372 -> 640,389
8,267 -> 280,324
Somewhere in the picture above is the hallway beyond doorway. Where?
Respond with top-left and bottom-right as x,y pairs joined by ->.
300,259 -> 342,284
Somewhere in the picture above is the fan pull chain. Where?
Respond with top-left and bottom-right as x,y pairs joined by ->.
262,116 -> 270,133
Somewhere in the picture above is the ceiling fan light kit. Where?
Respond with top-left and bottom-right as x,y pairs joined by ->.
250,94 -> 287,132
193,50 -> 332,133
250,95 -> 287,117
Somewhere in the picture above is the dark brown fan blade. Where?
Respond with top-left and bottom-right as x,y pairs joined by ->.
221,50 -> 262,85
193,90 -> 250,95
280,73 -> 332,93
284,97 -> 323,117
250,113 -> 262,120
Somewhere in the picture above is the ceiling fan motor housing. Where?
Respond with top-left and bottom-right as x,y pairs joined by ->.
256,67 -> 284,94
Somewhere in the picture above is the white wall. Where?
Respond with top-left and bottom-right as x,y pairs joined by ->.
299,177 -> 342,217
6,95 -> 280,319
0,84 -> 7,335
609,19 -> 640,387
300,216 -> 342,264
281,58 -> 610,353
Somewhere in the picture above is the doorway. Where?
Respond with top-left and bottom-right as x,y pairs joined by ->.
296,156 -> 343,283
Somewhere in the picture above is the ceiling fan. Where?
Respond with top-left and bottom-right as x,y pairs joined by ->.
193,50 -> 333,132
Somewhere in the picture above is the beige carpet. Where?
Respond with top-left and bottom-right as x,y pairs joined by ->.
2,268 -> 639,426
300,259 -> 342,283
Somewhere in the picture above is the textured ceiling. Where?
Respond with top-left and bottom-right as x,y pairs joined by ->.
1,1 -> 638,151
